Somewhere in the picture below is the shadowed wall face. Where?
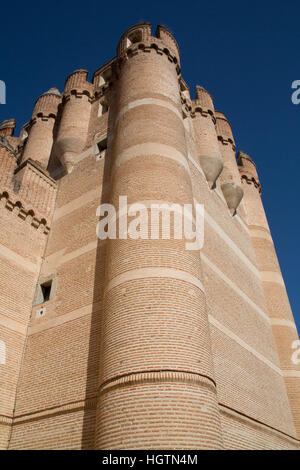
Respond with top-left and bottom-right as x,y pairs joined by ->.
239,151 -> 300,440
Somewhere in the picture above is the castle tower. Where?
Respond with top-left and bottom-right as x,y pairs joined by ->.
22,89 -> 61,169
192,86 -> 223,188
52,70 -> 94,173
0,23 -> 298,451
216,111 -> 243,213
0,133 -> 17,189
238,151 -> 300,438
94,23 -> 223,450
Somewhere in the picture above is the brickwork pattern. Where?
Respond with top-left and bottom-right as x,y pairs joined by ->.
0,23 -> 298,450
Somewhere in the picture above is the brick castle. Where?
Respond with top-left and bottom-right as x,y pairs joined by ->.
0,23 -> 299,449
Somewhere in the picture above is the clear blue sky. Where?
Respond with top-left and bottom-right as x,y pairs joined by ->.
0,0 -> 299,331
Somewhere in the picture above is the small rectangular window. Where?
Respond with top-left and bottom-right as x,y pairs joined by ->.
99,101 -> 108,116
97,138 -> 107,154
41,281 -> 52,302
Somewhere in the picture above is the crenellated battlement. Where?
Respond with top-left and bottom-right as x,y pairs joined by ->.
0,190 -> 51,234
116,23 -> 181,75
215,111 -> 235,148
63,69 -> 94,100
238,150 -> 261,193
0,23 -> 255,227
0,121 -> 57,232
32,88 -> 61,118
191,85 -> 215,122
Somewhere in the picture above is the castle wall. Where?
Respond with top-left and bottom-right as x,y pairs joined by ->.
238,152 -> 300,440
0,142 -> 55,449
8,136 -> 106,449
0,23 -> 298,450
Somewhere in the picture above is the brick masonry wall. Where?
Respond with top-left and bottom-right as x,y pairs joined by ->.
0,145 -> 51,448
1,23 -> 299,450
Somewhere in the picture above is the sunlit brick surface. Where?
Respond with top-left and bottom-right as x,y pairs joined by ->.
0,23 -> 298,450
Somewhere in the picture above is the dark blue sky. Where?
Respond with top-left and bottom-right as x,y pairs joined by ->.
0,0 -> 299,331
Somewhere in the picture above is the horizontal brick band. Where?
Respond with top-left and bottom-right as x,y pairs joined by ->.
28,301 -> 102,336
209,314 -> 282,375
219,403 -> 299,443
202,204 -> 259,277
54,188 -> 100,221
260,270 -> 285,286
270,318 -> 298,329
105,267 -> 205,293
111,142 -> 190,175
0,242 -> 39,274
0,313 -> 27,335
99,370 -> 216,394
282,370 -> 300,378
12,398 -> 97,425
202,253 -> 270,323
250,227 -> 273,242
0,415 -> 13,426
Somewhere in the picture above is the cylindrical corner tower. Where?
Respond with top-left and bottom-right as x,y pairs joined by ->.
52,69 -> 94,173
94,23 -> 223,450
192,86 -> 223,187
216,111 -> 243,213
238,150 -> 300,439
22,88 -> 61,168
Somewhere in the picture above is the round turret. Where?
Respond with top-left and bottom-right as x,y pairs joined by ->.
195,85 -> 214,114
0,119 -> 16,138
215,111 -> 234,143
52,70 -> 94,173
22,88 -> 62,168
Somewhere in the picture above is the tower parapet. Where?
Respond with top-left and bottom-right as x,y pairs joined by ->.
52,70 -> 94,173
216,111 -> 243,214
116,23 -> 180,75
238,150 -> 261,193
22,88 -> 61,169
191,86 -> 223,187
0,119 -> 16,138
155,24 -> 181,64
